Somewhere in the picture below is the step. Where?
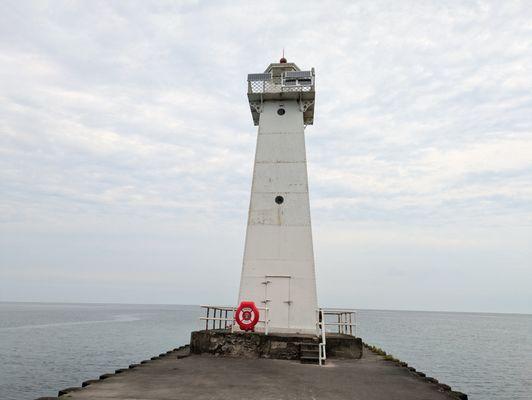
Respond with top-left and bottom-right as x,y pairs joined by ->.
300,355 -> 322,364
299,342 -> 319,349
299,341 -> 322,365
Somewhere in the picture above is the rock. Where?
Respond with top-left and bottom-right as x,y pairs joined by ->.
450,391 -> 468,400
57,387 -> 81,396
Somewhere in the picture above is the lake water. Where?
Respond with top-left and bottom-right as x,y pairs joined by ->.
0,302 -> 530,400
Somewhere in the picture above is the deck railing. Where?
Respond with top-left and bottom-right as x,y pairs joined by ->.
199,305 -> 270,335
247,71 -> 314,94
320,308 -> 357,336
199,305 -> 236,330
316,308 -> 357,366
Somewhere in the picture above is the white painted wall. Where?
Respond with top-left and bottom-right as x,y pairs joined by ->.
238,100 -> 318,334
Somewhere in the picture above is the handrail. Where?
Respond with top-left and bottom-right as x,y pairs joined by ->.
200,305 -> 270,335
316,308 -> 357,366
319,308 -> 357,336
200,304 -> 237,310
199,305 -> 235,331
247,70 -> 314,95
317,309 -> 326,366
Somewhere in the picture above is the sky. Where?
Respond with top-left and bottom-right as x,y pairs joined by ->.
0,1 -> 531,314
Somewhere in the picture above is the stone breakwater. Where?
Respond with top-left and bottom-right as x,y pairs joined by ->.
34,340 -> 468,400
35,345 -> 190,399
363,343 -> 468,400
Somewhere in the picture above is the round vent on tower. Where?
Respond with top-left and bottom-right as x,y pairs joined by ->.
275,195 -> 284,204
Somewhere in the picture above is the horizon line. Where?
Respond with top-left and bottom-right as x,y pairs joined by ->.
1,300 -> 530,317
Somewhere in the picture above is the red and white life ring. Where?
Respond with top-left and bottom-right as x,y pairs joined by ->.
235,301 -> 259,331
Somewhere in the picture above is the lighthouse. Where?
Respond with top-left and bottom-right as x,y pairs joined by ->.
237,58 -> 318,334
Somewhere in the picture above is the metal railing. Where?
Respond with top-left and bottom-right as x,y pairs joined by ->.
247,71 -> 314,94
199,305 -> 236,330
321,308 -> 357,336
317,309 -> 327,366
199,305 -> 270,335
316,308 -> 357,366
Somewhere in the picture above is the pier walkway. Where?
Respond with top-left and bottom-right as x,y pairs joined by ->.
54,346 -> 466,400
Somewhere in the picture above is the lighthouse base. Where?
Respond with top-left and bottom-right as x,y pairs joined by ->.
190,330 -> 363,360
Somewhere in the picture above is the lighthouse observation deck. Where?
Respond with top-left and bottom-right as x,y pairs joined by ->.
247,62 -> 315,125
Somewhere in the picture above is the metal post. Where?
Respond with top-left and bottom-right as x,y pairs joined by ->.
265,308 -> 269,335
346,313 -> 349,334
343,313 -> 346,334
344,313 -> 349,335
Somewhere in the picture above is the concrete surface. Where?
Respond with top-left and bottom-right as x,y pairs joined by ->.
58,347 -> 464,400
190,330 -> 362,360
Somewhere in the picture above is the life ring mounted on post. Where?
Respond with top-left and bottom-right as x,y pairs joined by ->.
235,301 -> 259,331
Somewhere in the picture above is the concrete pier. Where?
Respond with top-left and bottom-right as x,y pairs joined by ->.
48,346 -> 467,400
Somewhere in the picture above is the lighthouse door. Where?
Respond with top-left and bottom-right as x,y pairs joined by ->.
263,275 -> 291,329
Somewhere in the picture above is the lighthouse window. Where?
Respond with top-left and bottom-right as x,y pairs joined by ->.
277,108 -> 285,116
275,195 -> 284,204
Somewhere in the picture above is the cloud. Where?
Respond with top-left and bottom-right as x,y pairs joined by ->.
0,1 -> 531,312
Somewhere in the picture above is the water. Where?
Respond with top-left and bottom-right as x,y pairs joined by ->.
357,310 -> 532,400
0,303 -> 530,400
0,303 -> 200,400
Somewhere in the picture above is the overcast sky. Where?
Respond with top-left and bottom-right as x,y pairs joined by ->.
1,1 -> 531,314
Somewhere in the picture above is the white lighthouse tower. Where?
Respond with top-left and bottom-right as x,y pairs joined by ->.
238,57 -> 318,334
